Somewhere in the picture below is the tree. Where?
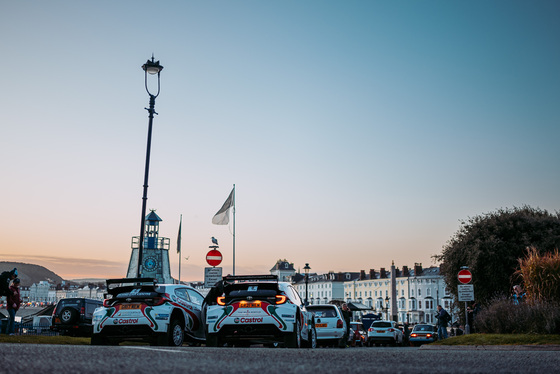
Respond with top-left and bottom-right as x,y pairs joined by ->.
434,206 -> 560,305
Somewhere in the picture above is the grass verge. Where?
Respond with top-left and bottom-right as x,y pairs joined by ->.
431,334 -> 560,346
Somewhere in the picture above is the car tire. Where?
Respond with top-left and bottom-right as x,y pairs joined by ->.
60,307 -> 78,324
170,318 -> 185,347
304,325 -> 317,349
284,319 -> 301,348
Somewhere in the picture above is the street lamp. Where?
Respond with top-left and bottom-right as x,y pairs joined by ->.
384,296 -> 390,320
137,55 -> 164,278
304,263 -> 311,305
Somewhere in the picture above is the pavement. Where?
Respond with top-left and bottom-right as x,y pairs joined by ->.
420,344 -> 560,351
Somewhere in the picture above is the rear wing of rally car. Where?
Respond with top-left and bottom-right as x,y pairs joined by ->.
104,277 -> 159,297
222,274 -> 278,283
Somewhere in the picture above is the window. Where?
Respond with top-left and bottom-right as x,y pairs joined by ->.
186,289 -> 204,306
418,289 -> 422,297
427,288 -> 431,296
401,289 -> 404,296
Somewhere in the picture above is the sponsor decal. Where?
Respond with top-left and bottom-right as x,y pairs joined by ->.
113,318 -> 139,324
234,317 -> 264,323
155,313 -> 169,320
207,315 -> 218,320
281,314 -> 295,318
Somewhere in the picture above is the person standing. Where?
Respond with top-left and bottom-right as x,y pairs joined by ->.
403,322 -> 411,346
435,305 -> 450,340
341,303 -> 352,345
6,278 -> 22,336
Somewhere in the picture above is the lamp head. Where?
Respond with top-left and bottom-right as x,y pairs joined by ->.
142,55 -> 164,75
303,263 -> 311,274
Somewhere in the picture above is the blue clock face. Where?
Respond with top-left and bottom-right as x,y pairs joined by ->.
144,256 -> 158,271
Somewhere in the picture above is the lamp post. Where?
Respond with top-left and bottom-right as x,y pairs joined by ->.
304,263 -> 311,305
384,296 -> 390,320
137,55 -> 164,278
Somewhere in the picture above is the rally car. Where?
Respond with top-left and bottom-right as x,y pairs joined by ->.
204,275 -> 317,348
91,278 -> 205,346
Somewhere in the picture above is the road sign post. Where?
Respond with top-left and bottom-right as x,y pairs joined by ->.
458,267 -> 473,334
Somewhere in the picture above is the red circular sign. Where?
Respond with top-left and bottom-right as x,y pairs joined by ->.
458,269 -> 472,284
206,249 -> 222,267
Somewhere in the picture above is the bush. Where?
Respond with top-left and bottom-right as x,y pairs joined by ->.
475,297 -> 560,334
517,247 -> 560,303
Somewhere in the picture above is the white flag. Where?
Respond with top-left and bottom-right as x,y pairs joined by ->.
212,188 -> 234,225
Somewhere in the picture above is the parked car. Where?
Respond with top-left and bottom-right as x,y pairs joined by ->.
349,321 -> 368,347
205,274 -> 317,348
91,278 -> 206,346
307,304 -> 347,348
367,320 -> 404,346
51,298 -> 102,337
409,324 -> 438,346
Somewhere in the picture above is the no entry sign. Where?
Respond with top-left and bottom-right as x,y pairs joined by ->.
206,249 -> 223,267
458,269 -> 472,284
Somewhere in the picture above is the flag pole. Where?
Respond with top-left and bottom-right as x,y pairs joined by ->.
178,214 -> 182,284
233,184 -> 236,276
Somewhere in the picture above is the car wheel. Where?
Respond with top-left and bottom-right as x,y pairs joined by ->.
284,319 -> 301,348
60,307 -> 78,324
162,318 -> 184,347
304,325 -> 317,349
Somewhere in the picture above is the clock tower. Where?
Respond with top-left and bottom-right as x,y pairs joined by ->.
127,210 -> 173,283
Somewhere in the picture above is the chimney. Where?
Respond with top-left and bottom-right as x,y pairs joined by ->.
402,266 -> 409,276
380,268 -> 387,278
414,263 -> 423,276
369,269 -> 376,279
360,270 -> 366,280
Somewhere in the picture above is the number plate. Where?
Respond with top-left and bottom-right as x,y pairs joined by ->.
315,323 -> 328,328
240,302 -> 260,308
377,330 -> 385,333
120,304 -> 141,310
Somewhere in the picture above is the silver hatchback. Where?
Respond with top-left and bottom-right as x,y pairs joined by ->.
307,304 -> 347,348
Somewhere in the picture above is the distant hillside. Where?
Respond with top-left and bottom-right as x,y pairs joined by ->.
0,262 -> 64,287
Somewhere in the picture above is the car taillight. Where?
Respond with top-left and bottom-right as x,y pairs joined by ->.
152,297 -> 167,306
337,319 -> 344,328
276,295 -> 287,304
426,333 -> 432,338
80,306 -> 85,315
388,328 -> 394,332
217,296 -> 226,306
411,333 -> 418,337
368,328 -> 373,332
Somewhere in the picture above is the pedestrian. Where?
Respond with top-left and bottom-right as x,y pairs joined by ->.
403,322 -> 410,346
512,285 -> 525,305
435,305 -> 450,340
341,303 -> 352,345
6,278 -> 22,335
0,268 -> 18,297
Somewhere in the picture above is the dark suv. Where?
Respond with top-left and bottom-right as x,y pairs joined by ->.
51,298 -> 102,337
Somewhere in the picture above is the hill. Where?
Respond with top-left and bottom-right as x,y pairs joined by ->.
0,261 -> 64,287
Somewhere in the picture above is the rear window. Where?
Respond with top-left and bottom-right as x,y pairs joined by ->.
225,283 -> 279,298
413,325 -> 434,332
307,307 -> 339,318
372,321 -> 392,328
58,299 -> 82,309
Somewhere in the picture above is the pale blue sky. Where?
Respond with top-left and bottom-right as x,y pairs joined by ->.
1,1 -> 559,280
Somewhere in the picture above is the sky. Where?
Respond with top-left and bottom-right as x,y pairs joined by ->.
1,1 -> 559,281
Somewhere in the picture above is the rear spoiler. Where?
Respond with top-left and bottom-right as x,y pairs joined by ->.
105,277 -> 158,290
222,274 -> 278,283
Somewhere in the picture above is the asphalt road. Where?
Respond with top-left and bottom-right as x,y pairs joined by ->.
1,344 -> 559,374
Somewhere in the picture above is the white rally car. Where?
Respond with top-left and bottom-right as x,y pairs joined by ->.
91,278 -> 206,346
204,275 -> 317,348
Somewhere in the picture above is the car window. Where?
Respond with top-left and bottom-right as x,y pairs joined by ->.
175,288 -> 191,302
287,285 -> 303,306
372,321 -> 392,328
58,299 -> 82,310
307,307 -> 338,317
186,289 -> 204,306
